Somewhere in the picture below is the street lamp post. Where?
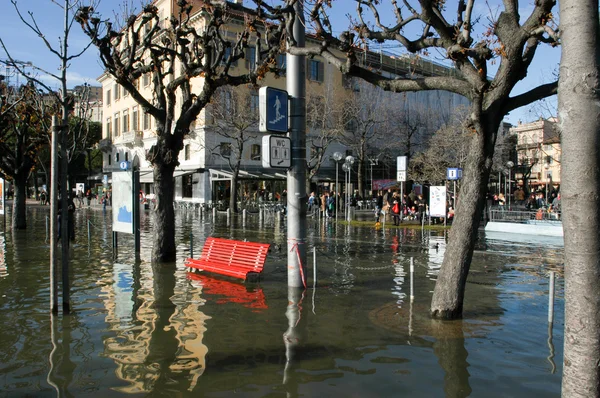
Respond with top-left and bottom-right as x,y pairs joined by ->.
342,163 -> 350,218
544,163 -> 550,204
332,152 -> 343,222
344,156 -> 355,219
506,161 -> 514,209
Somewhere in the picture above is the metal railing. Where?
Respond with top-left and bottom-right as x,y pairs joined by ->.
489,208 -> 561,223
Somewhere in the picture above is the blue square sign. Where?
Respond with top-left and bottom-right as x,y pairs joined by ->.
259,87 -> 288,133
447,167 -> 463,180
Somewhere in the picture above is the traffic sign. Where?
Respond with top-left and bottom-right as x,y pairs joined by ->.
262,135 -> 291,168
397,156 -> 407,171
397,170 -> 407,182
259,87 -> 288,133
120,161 -> 130,170
447,167 -> 463,180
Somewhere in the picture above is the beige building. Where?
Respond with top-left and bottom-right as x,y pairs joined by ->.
97,0 -> 469,204
511,117 -> 561,192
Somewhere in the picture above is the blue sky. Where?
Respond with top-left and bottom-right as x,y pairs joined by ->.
0,0 -> 560,125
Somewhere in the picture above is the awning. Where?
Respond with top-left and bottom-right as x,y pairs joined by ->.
139,168 -> 203,183
209,168 -> 287,181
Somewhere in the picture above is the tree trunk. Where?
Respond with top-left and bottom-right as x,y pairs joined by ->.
357,159 -> 364,198
12,172 -> 28,230
430,115 -> 498,319
152,162 -> 177,263
230,172 -> 239,213
559,1 -> 600,396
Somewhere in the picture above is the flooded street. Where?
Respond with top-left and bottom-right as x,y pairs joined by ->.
0,206 -> 564,397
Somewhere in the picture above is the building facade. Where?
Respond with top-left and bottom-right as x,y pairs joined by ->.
511,117 -> 561,192
97,0 -> 469,206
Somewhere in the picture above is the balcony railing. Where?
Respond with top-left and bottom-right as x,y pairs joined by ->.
121,130 -> 144,146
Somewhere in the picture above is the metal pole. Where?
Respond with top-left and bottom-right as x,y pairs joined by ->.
190,232 -> 194,259
548,271 -> 555,323
335,162 -> 338,223
49,116 -> 59,314
410,257 -> 414,301
313,246 -> 317,287
59,121 -> 70,314
133,165 -> 140,259
87,219 -> 91,245
286,0 -> 307,289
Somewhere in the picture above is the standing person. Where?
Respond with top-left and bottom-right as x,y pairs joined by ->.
391,196 -> 401,226
308,191 -> 316,214
77,189 -> 84,208
326,192 -> 336,218
40,190 -> 47,206
375,190 -> 384,223
417,194 -> 426,221
86,189 -> 93,207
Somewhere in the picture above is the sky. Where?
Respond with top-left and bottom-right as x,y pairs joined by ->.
0,0 -> 560,125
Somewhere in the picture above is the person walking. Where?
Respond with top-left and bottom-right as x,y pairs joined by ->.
86,189 -> 93,207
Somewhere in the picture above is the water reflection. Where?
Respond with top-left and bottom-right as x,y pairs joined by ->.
101,262 -> 209,393
0,233 -> 6,278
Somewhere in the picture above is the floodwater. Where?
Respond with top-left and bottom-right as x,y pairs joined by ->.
0,205 -> 565,397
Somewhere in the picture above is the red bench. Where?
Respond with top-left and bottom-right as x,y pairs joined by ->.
185,237 -> 270,281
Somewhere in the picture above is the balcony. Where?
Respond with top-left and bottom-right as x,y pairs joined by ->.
121,130 -> 144,147
98,138 -> 112,153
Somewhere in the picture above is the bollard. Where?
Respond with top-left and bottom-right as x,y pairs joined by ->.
243,209 -> 247,222
410,257 -> 414,301
87,220 -> 91,245
212,207 -> 217,219
313,246 -> 317,287
548,271 -> 555,323
259,208 -> 263,224
190,232 -> 194,259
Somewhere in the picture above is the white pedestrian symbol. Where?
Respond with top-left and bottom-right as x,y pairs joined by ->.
269,94 -> 285,125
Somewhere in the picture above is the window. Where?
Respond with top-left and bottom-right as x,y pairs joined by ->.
114,113 -> 120,136
132,106 -> 139,131
122,109 -> 130,133
108,153 -> 112,166
182,174 -> 193,198
250,93 -> 259,114
308,59 -> 324,82
222,46 -> 232,66
545,155 -> 553,165
222,90 -> 232,113
185,144 -> 191,160
143,73 -> 150,86
125,152 -> 129,162
106,89 -> 111,106
106,118 -> 112,140
277,54 -> 286,75
245,46 -> 256,71
345,149 -> 353,157
115,153 -> 120,162
143,112 -> 151,130
220,142 -> 232,157
114,84 -> 120,101
251,144 -> 261,161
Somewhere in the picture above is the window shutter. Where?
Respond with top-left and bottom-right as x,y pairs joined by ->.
318,61 -> 324,82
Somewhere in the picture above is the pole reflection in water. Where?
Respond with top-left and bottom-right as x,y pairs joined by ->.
101,262 -> 209,393
283,287 -> 308,397
0,233 -> 6,277
47,315 -> 76,398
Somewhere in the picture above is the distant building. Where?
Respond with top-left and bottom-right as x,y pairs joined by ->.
511,117 -> 561,192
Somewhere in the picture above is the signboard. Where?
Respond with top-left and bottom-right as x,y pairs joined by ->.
103,174 -> 109,186
0,178 -> 4,216
397,170 -> 407,182
112,171 -> 134,234
262,135 -> 291,168
259,87 -> 288,133
429,186 -> 447,217
76,183 -> 85,197
372,179 -> 401,190
397,156 -> 407,171
447,167 -> 463,180
119,161 -> 130,170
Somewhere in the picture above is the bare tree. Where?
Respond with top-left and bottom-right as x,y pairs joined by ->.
209,85 -> 259,213
305,83 -> 345,185
0,83 -> 54,229
77,1 -> 285,262
409,112 -> 471,185
257,0 -> 560,319
338,84 -> 388,196
0,0 -> 96,236
558,0 -> 600,395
